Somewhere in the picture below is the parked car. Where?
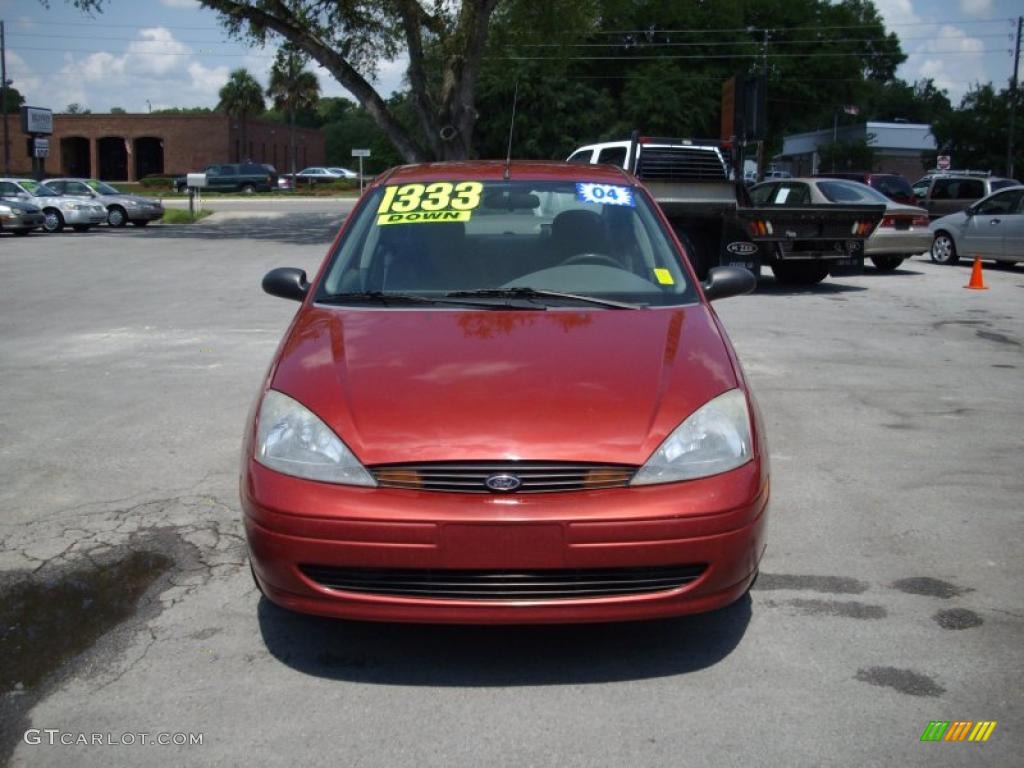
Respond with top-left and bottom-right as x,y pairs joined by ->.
0,197 -> 45,235
929,185 -> 1024,265
173,163 -> 278,193
327,167 -> 359,179
751,178 -> 930,271
814,172 -> 916,205
45,178 -> 164,228
243,161 -> 767,623
291,167 -> 344,185
913,172 -> 1019,219
0,178 -> 107,233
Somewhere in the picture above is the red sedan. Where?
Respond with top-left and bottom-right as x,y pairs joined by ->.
241,161 -> 768,624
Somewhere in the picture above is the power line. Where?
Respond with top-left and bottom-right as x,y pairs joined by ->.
494,49 -> 1011,61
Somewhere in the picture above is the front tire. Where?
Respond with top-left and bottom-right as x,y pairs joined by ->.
241,184 -> 256,194
930,232 -> 958,265
870,255 -> 904,272
770,260 -> 830,285
107,207 -> 128,228
42,209 -> 64,233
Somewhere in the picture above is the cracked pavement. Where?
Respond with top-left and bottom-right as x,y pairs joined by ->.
1,209 -> 1022,767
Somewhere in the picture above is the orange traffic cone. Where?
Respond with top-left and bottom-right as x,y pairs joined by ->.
965,257 -> 988,290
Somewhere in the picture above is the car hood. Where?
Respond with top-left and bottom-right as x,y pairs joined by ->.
930,210 -> 968,230
269,305 -> 739,466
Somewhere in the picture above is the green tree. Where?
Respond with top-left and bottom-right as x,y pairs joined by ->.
931,84 -> 1022,177
818,136 -> 876,172
64,102 -> 91,114
2,86 -> 25,113
266,44 -> 320,175
110,106 -> 126,114
217,68 -> 265,162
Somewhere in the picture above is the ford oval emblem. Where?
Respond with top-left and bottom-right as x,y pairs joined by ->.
726,241 -> 757,256
485,474 -> 522,492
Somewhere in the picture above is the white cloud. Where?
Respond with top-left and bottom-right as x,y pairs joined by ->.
913,25 -> 987,100
160,0 -> 200,8
959,0 -> 993,17
125,27 -> 192,76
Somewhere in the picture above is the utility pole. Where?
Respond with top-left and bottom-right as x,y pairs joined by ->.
2,20 -> 9,175
1007,15 -> 1022,178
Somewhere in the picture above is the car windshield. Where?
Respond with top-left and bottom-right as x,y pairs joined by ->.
86,180 -> 121,194
20,180 -> 59,196
317,178 -> 696,307
816,179 -> 890,204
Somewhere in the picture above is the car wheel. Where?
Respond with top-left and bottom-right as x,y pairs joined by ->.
770,261 -> 830,285
241,184 -> 256,194
107,207 -> 128,228
12,229 -> 31,236
131,220 -> 150,227
930,232 -> 958,265
42,209 -> 64,233
870,256 -> 904,272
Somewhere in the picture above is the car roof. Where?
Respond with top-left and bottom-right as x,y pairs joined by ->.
375,160 -> 634,186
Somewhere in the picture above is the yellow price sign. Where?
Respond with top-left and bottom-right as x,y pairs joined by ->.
376,181 -> 483,225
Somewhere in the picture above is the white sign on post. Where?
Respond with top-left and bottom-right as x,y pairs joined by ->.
351,149 -> 371,194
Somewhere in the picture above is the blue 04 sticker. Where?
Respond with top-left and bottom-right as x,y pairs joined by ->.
575,183 -> 635,207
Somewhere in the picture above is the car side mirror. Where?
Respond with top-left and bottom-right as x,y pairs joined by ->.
262,267 -> 309,302
963,206 -> 975,217
702,266 -> 757,301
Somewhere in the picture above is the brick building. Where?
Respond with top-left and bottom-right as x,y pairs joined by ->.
1,112 -> 325,181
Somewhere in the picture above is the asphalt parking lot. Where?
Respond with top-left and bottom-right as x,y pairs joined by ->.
1,206 -> 1021,767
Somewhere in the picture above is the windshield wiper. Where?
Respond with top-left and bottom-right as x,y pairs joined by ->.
317,291 -> 538,310
447,287 -> 641,309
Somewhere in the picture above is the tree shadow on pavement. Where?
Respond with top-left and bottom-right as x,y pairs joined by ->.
754,278 -> 868,296
256,594 -> 751,686
96,213 -> 344,247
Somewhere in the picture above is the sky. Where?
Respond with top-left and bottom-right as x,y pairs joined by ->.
0,0 -> 1020,116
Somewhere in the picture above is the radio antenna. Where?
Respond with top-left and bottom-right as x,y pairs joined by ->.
503,82 -> 518,180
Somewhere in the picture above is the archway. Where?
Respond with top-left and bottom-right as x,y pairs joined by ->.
60,136 -> 90,177
133,136 -> 164,179
97,136 -> 128,180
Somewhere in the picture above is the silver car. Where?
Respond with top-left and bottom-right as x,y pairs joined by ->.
0,178 -> 107,233
930,186 -> 1024,265
45,178 -> 164,228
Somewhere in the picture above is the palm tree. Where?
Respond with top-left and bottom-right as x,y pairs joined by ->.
266,45 -> 320,177
217,69 -> 265,162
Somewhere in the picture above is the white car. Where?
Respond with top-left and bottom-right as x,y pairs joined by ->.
0,178 -> 108,233
930,185 -> 1024,265
293,167 -> 344,184
327,167 -> 359,179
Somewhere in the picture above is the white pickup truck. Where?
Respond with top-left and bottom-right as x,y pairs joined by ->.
568,133 -> 885,285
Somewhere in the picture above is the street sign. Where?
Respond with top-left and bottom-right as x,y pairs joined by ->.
937,155 -> 951,171
186,173 -> 208,188
351,149 -> 370,194
20,106 -> 54,135
32,137 -> 49,158
351,148 -> 371,157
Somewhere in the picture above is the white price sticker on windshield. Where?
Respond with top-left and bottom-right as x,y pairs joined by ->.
575,183 -> 634,207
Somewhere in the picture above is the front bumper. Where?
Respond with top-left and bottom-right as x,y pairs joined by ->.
62,208 -> 108,225
242,459 -> 769,624
127,206 -> 164,222
1,212 -> 44,230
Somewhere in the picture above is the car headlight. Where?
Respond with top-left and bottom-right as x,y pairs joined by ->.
631,389 -> 753,485
0,205 -> 12,214
123,200 -> 139,207
255,389 -> 375,486
64,202 -> 84,210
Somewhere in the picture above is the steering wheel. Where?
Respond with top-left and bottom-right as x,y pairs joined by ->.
561,252 -> 622,268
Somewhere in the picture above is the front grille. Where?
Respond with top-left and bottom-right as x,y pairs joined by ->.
637,146 -> 728,182
300,564 -> 707,600
370,462 -> 635,493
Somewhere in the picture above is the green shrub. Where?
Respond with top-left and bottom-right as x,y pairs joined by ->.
140,176 -> 174,188
160,208 -> 213,224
